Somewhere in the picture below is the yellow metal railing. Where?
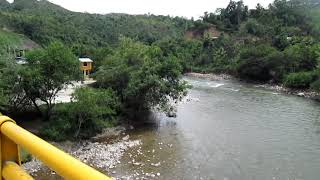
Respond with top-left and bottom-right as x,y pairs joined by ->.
0,115 -> 111,180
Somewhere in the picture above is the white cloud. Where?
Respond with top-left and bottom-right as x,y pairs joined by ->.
7,0 -> 274,18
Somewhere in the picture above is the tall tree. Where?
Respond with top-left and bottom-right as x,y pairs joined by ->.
96,37 -> 188,117
0,53 -> 31,114
23,42 -> 80,120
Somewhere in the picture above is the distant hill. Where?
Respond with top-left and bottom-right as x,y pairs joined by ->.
0,0 -> 193,48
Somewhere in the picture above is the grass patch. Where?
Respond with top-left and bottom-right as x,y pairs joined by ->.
20,147 -> 32,164
0,30 -> 25,48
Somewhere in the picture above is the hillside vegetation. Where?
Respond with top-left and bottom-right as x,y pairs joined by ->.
0,29 -> 38,60
0,30 -> 24,48
0,0 -> 192,51
0,0 -> 320,140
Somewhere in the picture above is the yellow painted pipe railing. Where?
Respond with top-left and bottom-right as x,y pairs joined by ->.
2,162 -> 33,180
0,115 -> 111,180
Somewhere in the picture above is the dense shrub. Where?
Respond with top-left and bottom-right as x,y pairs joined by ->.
284,71 -> 316,88
96,37 -> 188,117
310,70 -> 320,92
284,44 -> 318,72
23,42 -> 80,120
41,87 -> 120,140
236,44 -> 277,81
266,51 -> 288,82
0,58 -> 32,114
311,79 -> 320,92
244,19 -> 265,37
272,34 -> 290,50
235,41 -> 320,83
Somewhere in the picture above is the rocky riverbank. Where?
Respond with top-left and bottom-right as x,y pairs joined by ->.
185,72 -> 320,101
254,84 -> 320,100
22,126 -> 142,179
185,72 -> 232,81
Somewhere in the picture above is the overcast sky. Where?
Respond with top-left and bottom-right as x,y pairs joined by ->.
7,0 -> 274,19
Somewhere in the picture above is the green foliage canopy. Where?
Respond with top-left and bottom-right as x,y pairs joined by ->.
41,87 -> 120,140
23,42 -> 80,119
96,37 -> 188,116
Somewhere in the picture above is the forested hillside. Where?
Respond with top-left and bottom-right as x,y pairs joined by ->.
0,0 -> 192,50
156,0 -> 320,90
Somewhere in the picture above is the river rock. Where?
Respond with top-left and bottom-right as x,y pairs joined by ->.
22,159 -> 43,175
92,126 -> 126,140
151,162 -> 161,167
122,135 -> 130,141
23,138 -> 141,176
185,72 -> 232,81
133,162 -> 142,166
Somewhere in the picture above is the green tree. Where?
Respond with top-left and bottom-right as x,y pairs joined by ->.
23,42 -> 80,120
41,87 -> 120,140
154,38 -> 202,72
284,43 -> 318,72
96,37 -> 188,118
236,44 -> 278,81
70,88 -> 120,137
220,0 -> 248,30
284,71 -> 316,88
244,18 -> 265,37
311,77 -> 320,92
0,54 -> 31,114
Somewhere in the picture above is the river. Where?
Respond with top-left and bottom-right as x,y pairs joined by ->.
113,76 -> 320,180
30,76 -> 320,180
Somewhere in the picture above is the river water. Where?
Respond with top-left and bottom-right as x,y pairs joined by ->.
31,76 -> 320,180
114,76 -> 320,180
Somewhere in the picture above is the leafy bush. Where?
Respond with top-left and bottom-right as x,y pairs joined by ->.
283,44 -> 318,72
244,19 -> 265,37
311,79 -> 320,92
40,112 -> 72,141
236,44 -> 277,81
272,34 -> 290,50
284,71 -> 316,88
40,87 -> 120,140
266,51 -> 287,82
310,70 -> 320,91
96,37 -> 188,117
0,58 -> 32,114
23,42 -> 81,120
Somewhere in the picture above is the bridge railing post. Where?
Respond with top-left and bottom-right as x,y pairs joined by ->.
0,116 -> 20,178
0,115 -> 110,179
0,116 -> 27,179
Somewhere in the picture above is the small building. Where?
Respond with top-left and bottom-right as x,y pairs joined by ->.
79,58 -> 93,80
8,46 -> 32,65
